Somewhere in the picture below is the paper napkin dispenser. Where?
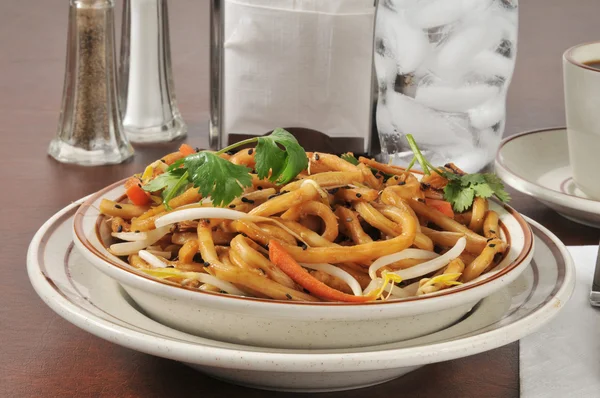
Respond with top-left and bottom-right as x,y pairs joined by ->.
209,0 -> 378,155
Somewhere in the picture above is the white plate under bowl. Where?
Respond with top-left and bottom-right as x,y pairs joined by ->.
496,127 -> 600,228
27,200 -> 574,392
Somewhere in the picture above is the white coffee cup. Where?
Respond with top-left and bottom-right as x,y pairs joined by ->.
563,42 -> 600,200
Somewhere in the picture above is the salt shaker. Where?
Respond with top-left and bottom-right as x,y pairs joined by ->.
48,0 -> 133,166
119,0 -> 186,143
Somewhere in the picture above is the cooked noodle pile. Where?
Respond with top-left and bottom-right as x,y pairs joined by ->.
99,149 -> 507,303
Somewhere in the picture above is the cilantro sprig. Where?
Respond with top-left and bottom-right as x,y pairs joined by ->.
340,153 -> 360,165
143,128 -> 308,208
405,134 -> 510,212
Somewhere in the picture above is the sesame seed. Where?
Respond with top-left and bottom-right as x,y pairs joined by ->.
160,159 -> 167,163
114,204 -> 122,209
398,181 -> 406,186
257,186 -> 263,190
328,188 -> 339,194
285,293 -> 293,300
137,183 -> 142,188
229,204 -> 236,208
356,193 -> 362,198
248,148 -> 254,155
135,230 -> 140,233
116,225 -> 123,233
489,243 -> 496,248
204,261 -> 210,267
300,242 -> 308,250
315,153 -> 320,160
241,197 -> 255,204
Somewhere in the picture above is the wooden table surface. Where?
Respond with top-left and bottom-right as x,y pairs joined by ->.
2,0 -> 599,397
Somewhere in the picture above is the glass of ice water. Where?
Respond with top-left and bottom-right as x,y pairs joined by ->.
374,0 -> 518,172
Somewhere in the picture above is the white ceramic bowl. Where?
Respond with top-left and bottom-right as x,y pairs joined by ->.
73,180 -> 534,349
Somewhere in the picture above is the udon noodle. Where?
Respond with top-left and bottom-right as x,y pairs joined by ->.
99,149 -> 507,303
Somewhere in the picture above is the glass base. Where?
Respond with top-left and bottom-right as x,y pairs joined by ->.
48,139 -> 134,166
124,115 -> 187,144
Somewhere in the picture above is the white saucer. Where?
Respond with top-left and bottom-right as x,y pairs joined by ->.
27,200 -> 575,392
496,127 -> 600,228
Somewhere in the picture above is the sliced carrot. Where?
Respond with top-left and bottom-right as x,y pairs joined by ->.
126,184 -> 151,206
268,240 -> 374,303
179,144 -> 196,157
425,198 -> 455,219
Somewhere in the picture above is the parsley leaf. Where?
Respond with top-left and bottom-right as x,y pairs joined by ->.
340,153 -> 360,165
459,173 -> 486,186
143,168 -> 186,193
472,183 -> 495,198
405,134 -> 510,212
452,185 -> 475,213
443,181 -> 462,204
141,129 -> 308,207
182,152 -> 252,207
446,182 -> 475,213
483,173 -> 511,202
143,168 -> 189,208
443,174 -> 509,213
255,128 -> 308,184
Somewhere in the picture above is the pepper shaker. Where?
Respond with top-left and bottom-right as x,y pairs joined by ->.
119,0 -> 186,143
49,0 -> 133,166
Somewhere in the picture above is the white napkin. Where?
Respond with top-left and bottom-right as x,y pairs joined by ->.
521,246 -> 600,398
222,0 -> 375,152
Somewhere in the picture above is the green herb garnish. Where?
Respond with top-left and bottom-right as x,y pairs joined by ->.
340,153 -> 360,165
143,168 -> 189,205
143,129 -> 308,208
405,134 -> 510,212
254,128 -> 308,184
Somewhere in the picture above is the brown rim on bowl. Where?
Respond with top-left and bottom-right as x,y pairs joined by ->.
563,41 -> 600,73
73,178 -> 534,306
